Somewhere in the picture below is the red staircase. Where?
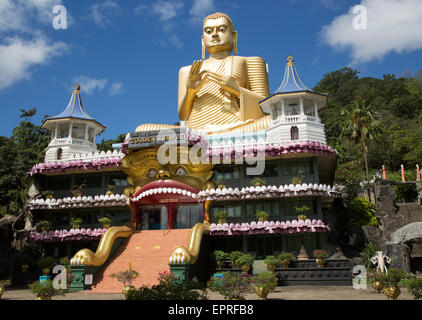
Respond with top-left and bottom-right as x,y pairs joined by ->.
88,229 -> 191,293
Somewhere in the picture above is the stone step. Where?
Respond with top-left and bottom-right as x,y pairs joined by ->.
89,229 -> 191,293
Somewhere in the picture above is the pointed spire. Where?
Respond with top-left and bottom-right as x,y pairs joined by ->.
275,56 -> 311,94
43,84 -> 105,131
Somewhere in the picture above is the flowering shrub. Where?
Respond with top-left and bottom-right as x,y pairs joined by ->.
404,277 -> 422,300
255,271 -> 278,292
313,250 -> 328,259
110,262 -> 139,287
125,271 -> 207,300
229,251 -> 243,268
379,268 -> 408,287
208,272 -> 255,300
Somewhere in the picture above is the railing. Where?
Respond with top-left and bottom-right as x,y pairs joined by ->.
282,115 -> 319,123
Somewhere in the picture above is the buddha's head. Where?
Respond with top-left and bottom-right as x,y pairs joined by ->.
202,12 -> 237,58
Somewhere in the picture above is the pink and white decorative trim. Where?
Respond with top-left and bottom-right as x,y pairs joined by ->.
29,151 -> 124,176
210,219 -> 330,236
197,183 -> 339,202
28,228 -> 107,242
206,141 -> 336,159
27,194 -> 127,210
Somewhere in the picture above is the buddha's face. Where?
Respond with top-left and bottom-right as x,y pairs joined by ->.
203,17 -> 234,54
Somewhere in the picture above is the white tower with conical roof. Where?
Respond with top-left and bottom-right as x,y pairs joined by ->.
259,56 -> 327,143
42,84 -> 106,162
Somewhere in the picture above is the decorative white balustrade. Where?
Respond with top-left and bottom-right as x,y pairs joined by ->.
27,194 -> 128,210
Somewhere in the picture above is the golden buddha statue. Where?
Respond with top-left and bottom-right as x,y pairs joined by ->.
136,12 -> 271,134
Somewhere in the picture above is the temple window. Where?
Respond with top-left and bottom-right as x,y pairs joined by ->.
72,123 -> 86,140
290,126 -> 299,140
57,123 -> 69,139
245,161 -> 278,178
304,101 -> 315,116
281,160 -> 314,176
282,198 -> 314,217
57,148 -> 63,160
274,102 -> 282,117
88,127 -> 95,142
213,166 -> 240,181
286,103 -> 299,116
226,203 -> 242,218
175,204 -> 202,229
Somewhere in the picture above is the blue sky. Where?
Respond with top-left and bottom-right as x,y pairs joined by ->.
1,0 -> 422,141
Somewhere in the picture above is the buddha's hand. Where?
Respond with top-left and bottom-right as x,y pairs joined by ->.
205,71 -> 240,97
186,60 -> 209,94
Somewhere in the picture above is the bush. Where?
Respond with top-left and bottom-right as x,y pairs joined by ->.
208,272 -> 255,300
393,184 -> 418,203
126,271 -> 207,300
237,253 -> 254,267
213,250 -> 227,262
360,242 -> 381,270
98,217 -> 111,226
313,250 -> 328,259
278,252 -> 296,263
255,210 -> 269,221
335,161 -> 364,199
404,278 -> 422,300
37,256 -> 55,270
59,256 -> 70,267
214,211 -> 227,222
255,271 -> 278,292
250,177 -> 266,186
379,268 -> 408,287
110,263 -> 139,287
348,197 -> 378,226
37,220 -> 52,231
264,255 -> 280,267
28,279 -> 66,298
229,251 -> 243,267
70,217 -> 83,227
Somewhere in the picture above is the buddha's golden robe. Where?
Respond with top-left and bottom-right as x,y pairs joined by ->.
136,55 -> 271,134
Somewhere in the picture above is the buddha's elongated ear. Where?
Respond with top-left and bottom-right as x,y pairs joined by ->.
233,31 -> 237,55
201,36 -> 206,59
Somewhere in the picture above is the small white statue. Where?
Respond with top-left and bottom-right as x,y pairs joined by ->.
370,251 -> 391,273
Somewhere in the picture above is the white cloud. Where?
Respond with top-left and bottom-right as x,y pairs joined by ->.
109,82 -> 123,96
0,0 -> 63,33
151,1 -> 184,22
72,76 -> 108,94
190,0 -> 215,20
89,1 -> 120,27
0,36 -> 67,91
320,0 -> 422,63
0,0 -> 70,91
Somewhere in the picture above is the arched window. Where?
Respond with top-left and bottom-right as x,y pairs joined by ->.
291,126 -> 299,140
57,148 -> 63,160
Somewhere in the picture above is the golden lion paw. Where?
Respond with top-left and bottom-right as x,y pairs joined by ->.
169,247 -> 191,264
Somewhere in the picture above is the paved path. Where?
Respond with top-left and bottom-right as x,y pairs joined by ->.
1,286 -> 415,300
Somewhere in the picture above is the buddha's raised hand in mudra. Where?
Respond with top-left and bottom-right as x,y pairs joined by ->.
177,12 -> 270,132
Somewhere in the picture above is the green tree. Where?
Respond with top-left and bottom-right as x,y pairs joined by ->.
97,133 -> 126,152
341,101 -> 381,182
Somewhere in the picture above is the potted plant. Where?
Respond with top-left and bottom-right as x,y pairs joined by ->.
98,217 -> 111,228
208,272 -> 254,300
368,270 -> 384,293
237,253 -> 254,274
214,211 -> 228,224
379,268 -> 408,300
106,184 -> 115,196
255,210 -> 269,222
70,183 -> 86,197
264,255 -> 280,273
250,177 -> 266,187
28,279 -> 65,300
291,176 -> 303,186
214,250 -> 227,269
254,271 -> 278,300
37,256 -> 55,275
110,262 -> 140,298
278,252 -> 296,268
37,220 -> 52,232
313,250 -> 328,267
404,277 -> 422,300
295,205 -> 310,221
0,280 -> 11,300
229,251 -> 243,269
70,217 -> 83,229
42,190 -> 54,199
